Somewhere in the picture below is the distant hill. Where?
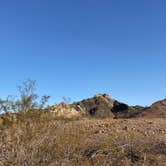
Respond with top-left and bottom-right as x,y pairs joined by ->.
1,93 -> 166,119
72,94 -> 166,118
72,94 -> 116,118
72,94 -> 144,118
138,99 -> 166,118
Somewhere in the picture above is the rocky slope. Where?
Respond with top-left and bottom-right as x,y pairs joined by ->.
72,94 -> 166,119
72,94 -> 143,118
138,99 -> 166,118
72,94 -> 115,118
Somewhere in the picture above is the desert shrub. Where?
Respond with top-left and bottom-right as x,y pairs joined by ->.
0,79 -> 50,125
0,79 -> 49,114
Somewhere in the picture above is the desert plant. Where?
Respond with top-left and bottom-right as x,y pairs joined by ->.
0,79 -> 50,114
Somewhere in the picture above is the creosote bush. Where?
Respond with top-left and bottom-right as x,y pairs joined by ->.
0,79 -> 50,124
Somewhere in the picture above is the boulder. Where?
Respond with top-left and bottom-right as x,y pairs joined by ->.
49,103 -> 81,118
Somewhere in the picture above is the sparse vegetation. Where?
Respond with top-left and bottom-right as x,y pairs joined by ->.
0,79 -> 50,114
0,79 -> 50,125
0,118 -> 166,165
0,81 -> 166,165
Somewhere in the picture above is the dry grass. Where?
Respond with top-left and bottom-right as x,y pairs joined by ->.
0,112 -> 166,166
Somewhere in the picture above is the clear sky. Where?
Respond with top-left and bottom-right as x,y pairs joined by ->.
0,0 -> 166,106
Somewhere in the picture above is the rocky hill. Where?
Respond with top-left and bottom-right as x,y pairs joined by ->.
138,99 -> 166,118
72,94 -> 143,118
72,94 -> 115,118
72,94 -> 166,119
1,93 -> 166,121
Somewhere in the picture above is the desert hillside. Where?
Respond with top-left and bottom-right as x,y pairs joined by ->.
138,99 -> 166,118
1,87 -> 166,165
71,94 -> 166,119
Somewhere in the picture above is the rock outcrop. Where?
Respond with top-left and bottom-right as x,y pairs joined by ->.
73,94 -> 133,118
48,103 -> 81,118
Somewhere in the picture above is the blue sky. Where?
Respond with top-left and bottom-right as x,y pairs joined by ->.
0,0 -> 166,106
